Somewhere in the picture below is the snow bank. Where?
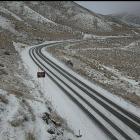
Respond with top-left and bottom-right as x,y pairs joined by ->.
83,34 -> 93,39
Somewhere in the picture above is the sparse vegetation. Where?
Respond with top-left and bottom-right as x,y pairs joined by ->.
0,94 -> 8,104
47,36 -> 140,106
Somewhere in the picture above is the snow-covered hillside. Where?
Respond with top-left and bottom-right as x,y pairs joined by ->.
0,1 -> 139,37
0,1 -> 83,44
4,1 -> 56,25
70,13 -> 112,32
0,6 -> 23,21
0,15 -> 18,34
25,1 -> 113,34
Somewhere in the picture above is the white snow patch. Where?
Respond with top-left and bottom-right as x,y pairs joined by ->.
83,34 -> 93,39
83,34 -> 132,40
132,30 -> 139,35
83,33 -> 113,39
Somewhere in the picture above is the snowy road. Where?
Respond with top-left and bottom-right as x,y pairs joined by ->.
29,41 -> 140,140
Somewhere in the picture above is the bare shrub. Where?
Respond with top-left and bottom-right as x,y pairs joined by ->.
10,118 -> 24,127
0,94 -> 8,104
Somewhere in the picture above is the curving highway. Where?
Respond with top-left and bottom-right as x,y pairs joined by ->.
29,41 -> 140,140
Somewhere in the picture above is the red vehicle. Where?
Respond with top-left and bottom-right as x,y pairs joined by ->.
37,71 -> 45,78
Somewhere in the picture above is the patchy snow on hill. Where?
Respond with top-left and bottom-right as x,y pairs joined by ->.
82,34 -> 99,39
83,33 -> 131,40
71,13 -> 112,32
5,1 -> 57,25
103,65 -> 140,96
0,6 -> 23,21
6,1 -> 23,14
97,18 -> 112,32
121,40 -> 140,50
132,30 -> 139,35
0,89 -> 24,140
0,15 -> 18,34
0,87 -> 51,140
23,5 -> 57,25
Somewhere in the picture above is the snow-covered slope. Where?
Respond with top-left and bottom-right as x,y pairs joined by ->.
4,1 -> 56,25
1,1 -> 139,37
0,1 -> 82,44
24,1 -> 140,36
69,13 -> 111,32
23,5 -> 56,25
25,1 -> 112,34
